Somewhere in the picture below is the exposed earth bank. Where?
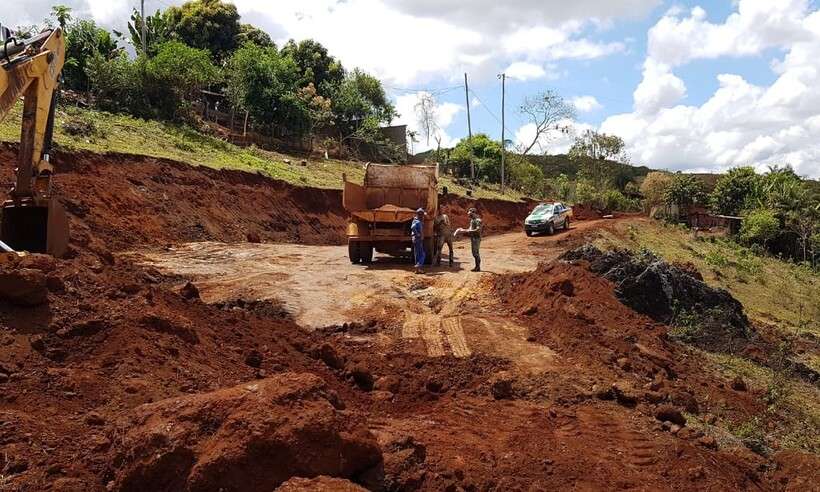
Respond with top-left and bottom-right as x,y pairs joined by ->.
0,148 -> 817,491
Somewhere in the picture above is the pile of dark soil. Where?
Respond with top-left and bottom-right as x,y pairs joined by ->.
560,244 -> 752,352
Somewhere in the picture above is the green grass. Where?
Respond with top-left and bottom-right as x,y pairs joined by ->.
595,220 -> 820,338
0,102 -> 525,201
704,351 -> 820,454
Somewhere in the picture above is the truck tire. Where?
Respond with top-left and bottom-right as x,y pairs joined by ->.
525,230 -> 534,237
348,242 -> 361,264
564,217 -> 570,230
546,222 -> 554,235
361,242 -> 374,263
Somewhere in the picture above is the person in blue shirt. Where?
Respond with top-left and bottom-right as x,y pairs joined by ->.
411,208 -> 426,273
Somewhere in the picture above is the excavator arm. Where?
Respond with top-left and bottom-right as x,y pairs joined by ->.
0,27 -> 68,257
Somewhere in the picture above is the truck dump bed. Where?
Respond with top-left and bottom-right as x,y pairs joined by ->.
343,164 -> 438,223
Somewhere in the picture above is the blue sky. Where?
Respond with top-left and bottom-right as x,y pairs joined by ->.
7,0 -> 820,177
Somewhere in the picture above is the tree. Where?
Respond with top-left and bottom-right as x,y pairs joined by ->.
664,173 -> 705,216
414,92 -> 438,147
786,204 -> 819,262
12,25 -> 36,39
50,5 -> 73,30
224,42 -> 303,130
507,154 -> 545,196
740,209 -> 779,248
281,39 -> 344,96
517,90 -> 575,156
236,24 -> 274,48
128,8 -> 171,56
640,171 -> 674,210
449,134 -> 502,181
145,41 -> 220,118
329,69 -> 395,147
296,82 -> 333,155
710,166 -> 760,216
165,0 -> 241,62
64,19 -> 120,91
552,174 -> 571,201
569,131 -> 627,191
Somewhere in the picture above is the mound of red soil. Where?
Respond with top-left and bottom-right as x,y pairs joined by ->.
110,373 -> 380,492
492,260 -> 763,423
560,244 -> 752,352
570,203 -> 604,220
276,476 -> 368,492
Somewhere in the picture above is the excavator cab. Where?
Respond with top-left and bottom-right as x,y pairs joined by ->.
0,26 -> 69,257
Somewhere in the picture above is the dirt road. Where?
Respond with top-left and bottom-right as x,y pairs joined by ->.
136,220 -> 605,374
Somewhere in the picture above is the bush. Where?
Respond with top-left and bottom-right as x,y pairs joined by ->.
87,41 -> 219,121
710,167 -> 761,216
740,209 -> 780,247
574,180 -> 597,205
640,171 -> 673,209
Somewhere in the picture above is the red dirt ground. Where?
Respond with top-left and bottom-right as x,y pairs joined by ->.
0,147 -> 817,491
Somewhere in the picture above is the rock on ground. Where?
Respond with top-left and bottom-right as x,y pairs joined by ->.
110,372 -> 381,492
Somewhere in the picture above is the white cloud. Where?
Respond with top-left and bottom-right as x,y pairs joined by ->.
393,92 -> 463,153
602,3 -> 820,178
572,95 -> 603,113
514,119 -> 592,155
229,0 -> 632,85
632,59 -> 687,114
3,0 -> 634,86
383,0 -> 659,30
648,0 -> 812,67
505,62 -> 547,81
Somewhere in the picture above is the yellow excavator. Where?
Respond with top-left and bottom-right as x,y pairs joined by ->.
0,26 -> 68,257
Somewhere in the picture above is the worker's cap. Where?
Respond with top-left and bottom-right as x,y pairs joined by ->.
416,208 -> 425,214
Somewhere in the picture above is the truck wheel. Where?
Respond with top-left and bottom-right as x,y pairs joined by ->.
423,237 -> 434,265
525,230 -> 534,237
361,242 -> 374,263
564,217 -> 570,230
546,223 -> 554,235
348,242 -> 361,264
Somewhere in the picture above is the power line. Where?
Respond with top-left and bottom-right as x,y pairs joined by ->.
387,85 -> 463,97
468,88 -> 517,137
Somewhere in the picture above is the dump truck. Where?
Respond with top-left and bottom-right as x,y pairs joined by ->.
343,163 -> 439,264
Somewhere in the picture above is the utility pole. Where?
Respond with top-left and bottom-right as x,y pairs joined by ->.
141,0 -> 147,55
498,72 -> 506,193
464,73 -> 474,180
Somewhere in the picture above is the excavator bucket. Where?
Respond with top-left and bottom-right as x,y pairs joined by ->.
0,198 -> 68,257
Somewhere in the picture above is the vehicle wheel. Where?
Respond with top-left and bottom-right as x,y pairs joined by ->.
546,223 -> 554,235
361,242 -> 374,263
348,242 -> 361,264
525,230 -> 534,237
564,217 -> 571,230
423,237 -> 434,265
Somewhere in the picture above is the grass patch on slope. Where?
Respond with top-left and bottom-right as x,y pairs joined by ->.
595,219 -> 820,338
0,103 -> 524,201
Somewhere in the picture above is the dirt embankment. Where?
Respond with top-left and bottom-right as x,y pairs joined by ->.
0,144 -> 537,254
1,147 -> 818,490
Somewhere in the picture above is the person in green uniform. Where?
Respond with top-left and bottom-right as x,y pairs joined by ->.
464,208 -> 482,272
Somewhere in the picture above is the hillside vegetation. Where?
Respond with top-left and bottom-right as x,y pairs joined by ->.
0,103 -> 526,201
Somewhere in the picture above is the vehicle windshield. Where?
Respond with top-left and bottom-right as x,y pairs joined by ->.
532,204 -> 554,215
